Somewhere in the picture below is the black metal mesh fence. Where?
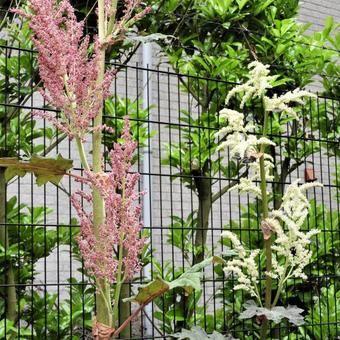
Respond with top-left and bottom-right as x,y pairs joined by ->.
0,42 -> 339,339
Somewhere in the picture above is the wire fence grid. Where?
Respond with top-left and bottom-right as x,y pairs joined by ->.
0,42 -> 339,339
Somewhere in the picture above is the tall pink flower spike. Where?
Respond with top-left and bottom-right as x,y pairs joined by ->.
71,117 -> 145,283
14,0 -> 115,140
13,0 -> 151,140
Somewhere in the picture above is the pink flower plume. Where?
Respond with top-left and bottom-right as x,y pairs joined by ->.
13,0 -> 116,140
71,118 -> 145,283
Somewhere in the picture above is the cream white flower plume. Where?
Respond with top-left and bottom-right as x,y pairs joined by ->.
226,61 -> 276,108
264,89 -> 316,119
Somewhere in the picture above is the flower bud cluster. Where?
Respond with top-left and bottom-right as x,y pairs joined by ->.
71,118 -> 144,283
14,0 -> 151,141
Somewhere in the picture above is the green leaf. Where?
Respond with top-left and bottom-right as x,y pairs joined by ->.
254,0 -> 274,15
276,43 -> 286,56
0,319 -> 16,338
126,257 -> 224,305
124,277 -> 170,305
0,154 -> 73,185
169,272 -> 201,294
236,0 -> 249,10
167,256 -> 225,294
5,167 -> 26,180
323,16 -> 334,38
165,305 -> 185,321
189,255 -> 226,272
166,0 -> 180,12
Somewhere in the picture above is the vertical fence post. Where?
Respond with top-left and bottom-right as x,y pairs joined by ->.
142,42 -> 153,337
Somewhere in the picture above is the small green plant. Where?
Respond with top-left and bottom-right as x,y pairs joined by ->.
305,285 -> 340,340
24,279 -> 94,339
0,196 -> 80,338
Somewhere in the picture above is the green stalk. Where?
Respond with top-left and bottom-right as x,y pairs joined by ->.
112,178 -> 130,338
118,275 -> 131,338
106,0 -> 118,38
0,167 -> 17,323
75,135 -> 113,329
271,262 -> 289,307
74,0 -> 120,331
112,234 -> 125,326
258,102 -> 272,340
92,0 -> 113,330
75,137 -> 90,171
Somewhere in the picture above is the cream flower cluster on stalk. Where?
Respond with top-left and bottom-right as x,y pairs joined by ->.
215,108 -> 275,198
221,231 -> 261,303
225,61 -> 276,109
265,180 -> 322,281
216,61 -> 315,199
218,61 -> 320,299
264,89 -> 314,120
225,61 -> 316,116
221,179 -> 321,298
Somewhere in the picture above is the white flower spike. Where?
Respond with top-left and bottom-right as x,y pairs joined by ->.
225,61 -> 276,108
264,89 -> 316,120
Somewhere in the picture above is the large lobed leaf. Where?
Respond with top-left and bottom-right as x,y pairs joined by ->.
126,256 -> 225,305
0,154 -> 73,186
239,300 -> 305,326
173,326 -> 237,340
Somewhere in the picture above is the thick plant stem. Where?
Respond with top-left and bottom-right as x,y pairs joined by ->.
74,137 -> 113,327
112,235 -> 124,326
118,281 -> 131,338
117,247 -> 131,338
259,105 -> 272,340
112,180 -> 130,337
92,0 -> 113,330
0,167 -> 17,322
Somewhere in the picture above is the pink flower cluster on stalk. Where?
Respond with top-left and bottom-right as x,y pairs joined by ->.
13,0 -> 151,283
71,118 -> 145,283
14,0 -> 115,140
